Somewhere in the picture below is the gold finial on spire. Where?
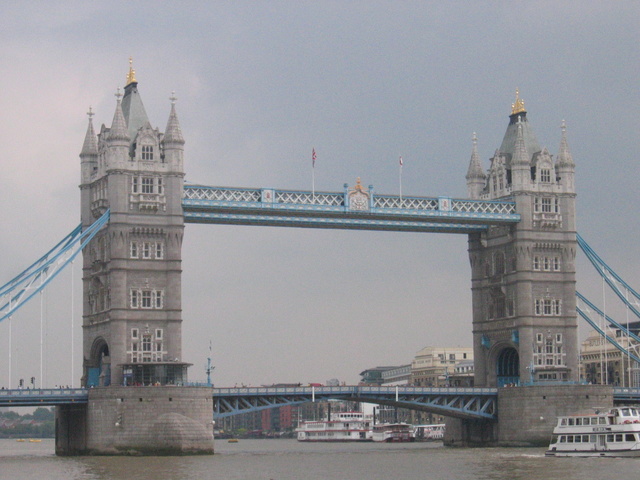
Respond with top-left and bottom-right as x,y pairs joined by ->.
511,88 -> 526,115
126,56 -> 137,86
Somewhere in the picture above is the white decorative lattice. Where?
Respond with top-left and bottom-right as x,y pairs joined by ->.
452,200 -> 516,215
374,196 -> 438,210
275,191 -> 343,206
184,187 -> 261,202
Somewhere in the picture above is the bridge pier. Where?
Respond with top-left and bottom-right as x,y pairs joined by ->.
55,403 -> 88,455
56,386 -> 214,455
444,384 -> 613,447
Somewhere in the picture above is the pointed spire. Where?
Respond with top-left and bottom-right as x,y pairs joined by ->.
109,88 -> 130,143
466,133 -> 486,199
121,59 -> 149,140
80,106 -> 98,156
163,92 -> 185,145
556,120 -> 574,167
466,132 -> 485,180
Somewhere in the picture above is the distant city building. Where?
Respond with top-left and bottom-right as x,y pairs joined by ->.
261,405 -> 297,433
580,326 -> 640,388
359,365 -> 411,385
411,346 -> 473,387
449,360 -> 475,387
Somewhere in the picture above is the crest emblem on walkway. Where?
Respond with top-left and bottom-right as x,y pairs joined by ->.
348,178 -> 370,212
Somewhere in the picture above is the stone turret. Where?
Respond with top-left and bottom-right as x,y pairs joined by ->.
80,107 -> 98,185
555,120 -> 575,194
468,90 -> 578,388
162,93 -> 185,170
65,60 -> 213,457
79,60 -> 187,388
465,133 -> 486,199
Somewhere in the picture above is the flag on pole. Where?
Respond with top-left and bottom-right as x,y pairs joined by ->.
312,148 -> 316,168
399,155 -> 403,201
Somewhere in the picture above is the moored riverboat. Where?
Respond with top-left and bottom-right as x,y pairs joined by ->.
371,423 -> 414,442
296,411 -> 373,442
413,424 -> 445,441
546,406 -> 640,457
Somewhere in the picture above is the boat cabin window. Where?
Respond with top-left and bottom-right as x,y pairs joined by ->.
599,417 -> 607,425
626,434 -> 636,442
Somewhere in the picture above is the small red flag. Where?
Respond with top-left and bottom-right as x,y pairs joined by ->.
399,156 -> 403,167
312,148 -> 316,168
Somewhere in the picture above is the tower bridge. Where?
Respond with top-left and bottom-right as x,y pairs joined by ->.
4,64 -> 635,454
78,78 -> 578,392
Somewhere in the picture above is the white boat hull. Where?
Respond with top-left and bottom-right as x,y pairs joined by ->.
546,406 -> 640,458
546,448 -> 640,458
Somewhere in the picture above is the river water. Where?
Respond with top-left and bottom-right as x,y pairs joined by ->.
1,438 -> 638,480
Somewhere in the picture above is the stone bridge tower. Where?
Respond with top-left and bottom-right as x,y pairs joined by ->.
79,62 -> 187,387
466,91 -> 578,387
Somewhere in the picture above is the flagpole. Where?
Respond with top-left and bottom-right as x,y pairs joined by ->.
312,148 -> 316,199
399,156 -> 403,204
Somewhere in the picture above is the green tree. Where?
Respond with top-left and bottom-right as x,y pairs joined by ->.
32,408 -> 53,422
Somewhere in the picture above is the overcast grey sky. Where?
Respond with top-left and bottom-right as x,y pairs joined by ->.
0,1 -> 638,388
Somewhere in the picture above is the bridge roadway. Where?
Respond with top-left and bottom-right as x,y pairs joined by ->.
3,386 -> 640,420
182,184 -> 520,233
212,385 -> 498,420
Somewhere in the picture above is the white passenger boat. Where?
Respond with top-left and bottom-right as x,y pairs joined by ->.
413,424 -> 445,441
371,423 -> 415,442
546,406 -> 640,457
296,411 -> 373,442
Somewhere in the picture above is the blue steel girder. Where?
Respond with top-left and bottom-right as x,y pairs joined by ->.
0,388 -> 88,407
1,387 -> 638,412
183,185 -> 519,234
212,386 -> 498,421
613,388 -> 640,403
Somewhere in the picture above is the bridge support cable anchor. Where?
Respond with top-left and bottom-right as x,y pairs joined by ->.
0,210 -> 110,323
577,233 -> 640,320
576,305 -> 640,365
577,291 -> 640,344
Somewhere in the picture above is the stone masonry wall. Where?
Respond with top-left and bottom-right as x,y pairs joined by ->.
85,386 -> 214,455
497,384 -> 613,446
